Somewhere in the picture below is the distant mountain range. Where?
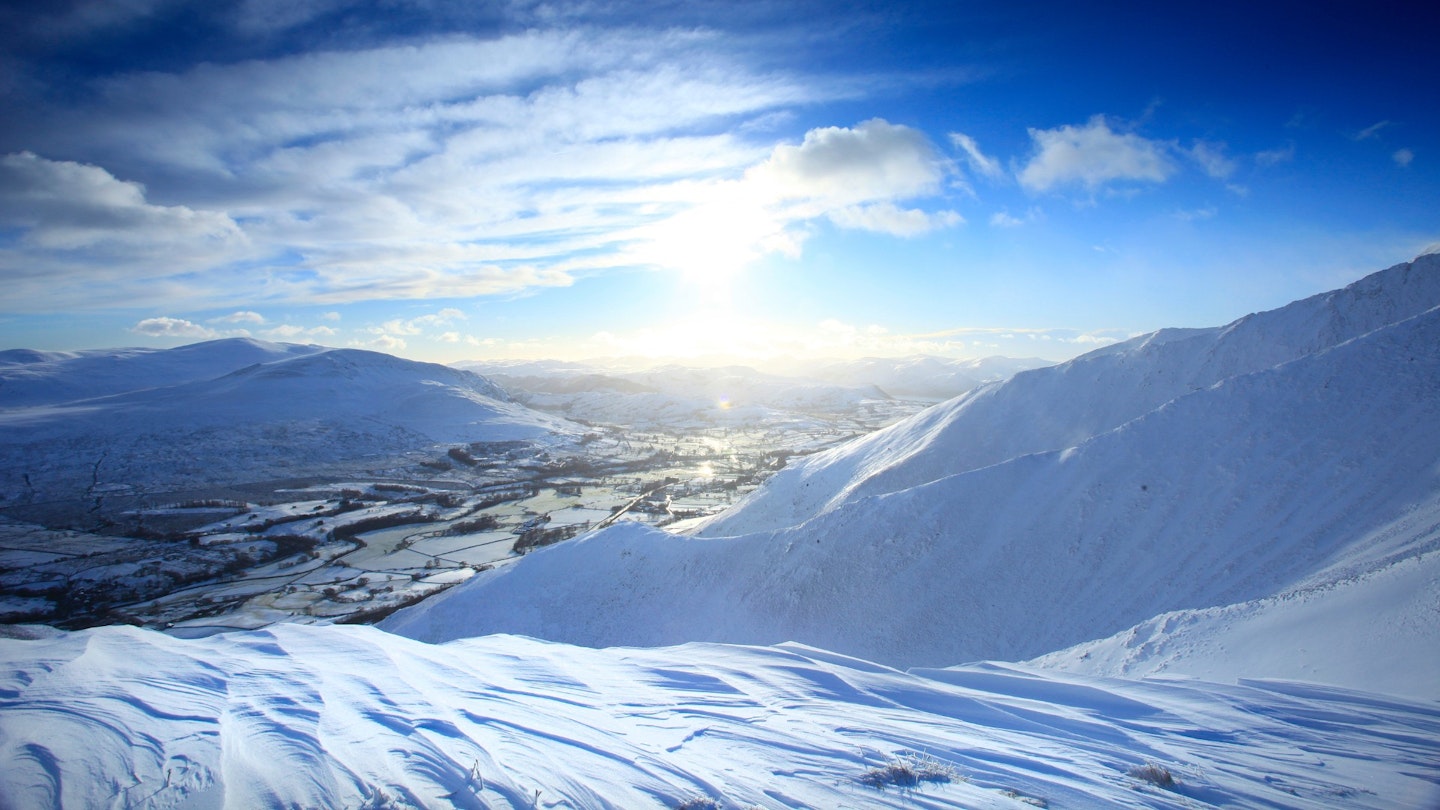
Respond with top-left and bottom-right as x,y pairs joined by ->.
0,339 -> 575,501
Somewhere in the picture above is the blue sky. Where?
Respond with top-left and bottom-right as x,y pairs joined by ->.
0,0 -> 1434,364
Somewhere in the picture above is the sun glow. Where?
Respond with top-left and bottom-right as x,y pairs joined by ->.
637,184 -> 799,300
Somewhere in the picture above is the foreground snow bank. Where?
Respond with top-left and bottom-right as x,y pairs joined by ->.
2,623 -> 1437,809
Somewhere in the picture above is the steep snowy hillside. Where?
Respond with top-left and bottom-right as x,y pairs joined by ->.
2,623 -> 1436,809
386,256 -> 1440,684
0,346 -> 576,501
697,253 -> 1440,537
0,337 -> 326,406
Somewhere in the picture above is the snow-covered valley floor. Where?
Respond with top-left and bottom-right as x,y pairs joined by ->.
2,623 -> 1436,810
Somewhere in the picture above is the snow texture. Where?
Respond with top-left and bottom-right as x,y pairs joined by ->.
3,257 -> 1440,808
1,624 -> 1436,809
386,255 -> 1440,687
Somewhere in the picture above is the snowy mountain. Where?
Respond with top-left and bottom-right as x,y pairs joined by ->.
3,256 -> 1440,808
384,254 -> 1440,690
0,337 -> 326,406
0,343 -> 576,502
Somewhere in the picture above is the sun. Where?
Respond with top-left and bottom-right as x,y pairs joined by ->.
639,186 -> 781,299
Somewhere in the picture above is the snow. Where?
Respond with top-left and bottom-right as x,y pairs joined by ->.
694,253 -> 1440,538
3,255 -> 1439,808
383,256 -> 1440,686
0,344 -> 577,500
0,338 -> 326,407
1030,548 -> 1440,699
2,623 -> 1436,809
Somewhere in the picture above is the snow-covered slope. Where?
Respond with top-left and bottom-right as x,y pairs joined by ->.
385,255 -> 1440,688
0,337 -> 326,406
1030,547 -> 1440,698
697,254 -> 1440,537
0,345 -> 576,499
2,623 -> 1436,809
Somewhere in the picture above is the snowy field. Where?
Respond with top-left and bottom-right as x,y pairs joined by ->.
2,624 -> 1436,809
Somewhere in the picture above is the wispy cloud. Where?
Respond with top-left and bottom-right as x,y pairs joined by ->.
949,132 -> 1004,179
1186,140 -> 1237,179
0,27 -> 843,312
1393,148 -> 1415,167
1255,143 -> 1296,167
1353,120 -> 1392,141
1017,116 -> 1174,192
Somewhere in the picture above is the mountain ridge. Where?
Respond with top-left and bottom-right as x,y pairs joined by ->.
384,256 -> 1440,690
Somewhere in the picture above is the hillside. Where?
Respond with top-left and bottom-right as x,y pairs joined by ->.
0,337 -> 327,406
384,254 -> 1440,690
0,344 -> 576,502
694,254 -> 1440,537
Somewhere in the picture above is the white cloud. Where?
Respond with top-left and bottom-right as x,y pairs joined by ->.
636,119 -> 956,279
1174,207 -> 1218,221
828,203 -> 961,236
321,311 -> 341,321
0,152 -> 245,254
0,29 -> 823,311
949,132 -> 1004,179
210,310 -> 266,324
131,317 -> 218,339
989,207 -> 1042,228
1187,140 -> 1237,179
1017,115 -> 1174,192
264,324 -> 335,339
1255,143 -> 1296,167
1353,120 -> 1392,141
372,308 -> 470,339
1394,148 -> 1415,167
439,331 -> 461,343
356,334 -> 407,352
748,119 -> 945,205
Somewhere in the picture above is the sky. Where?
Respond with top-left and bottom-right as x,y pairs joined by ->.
0,0 -> 1435,366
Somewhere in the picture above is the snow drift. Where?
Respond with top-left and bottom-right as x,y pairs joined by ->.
385,255 -> 1440,688
1,623 -> 1435,809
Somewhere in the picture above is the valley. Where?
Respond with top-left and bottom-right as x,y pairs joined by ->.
0,391 -> 929,633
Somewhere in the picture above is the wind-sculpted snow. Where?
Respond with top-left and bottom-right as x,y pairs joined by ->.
388,263 -> 1440,681
2,623 -> 1436,809
697,253 -> 1440,537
